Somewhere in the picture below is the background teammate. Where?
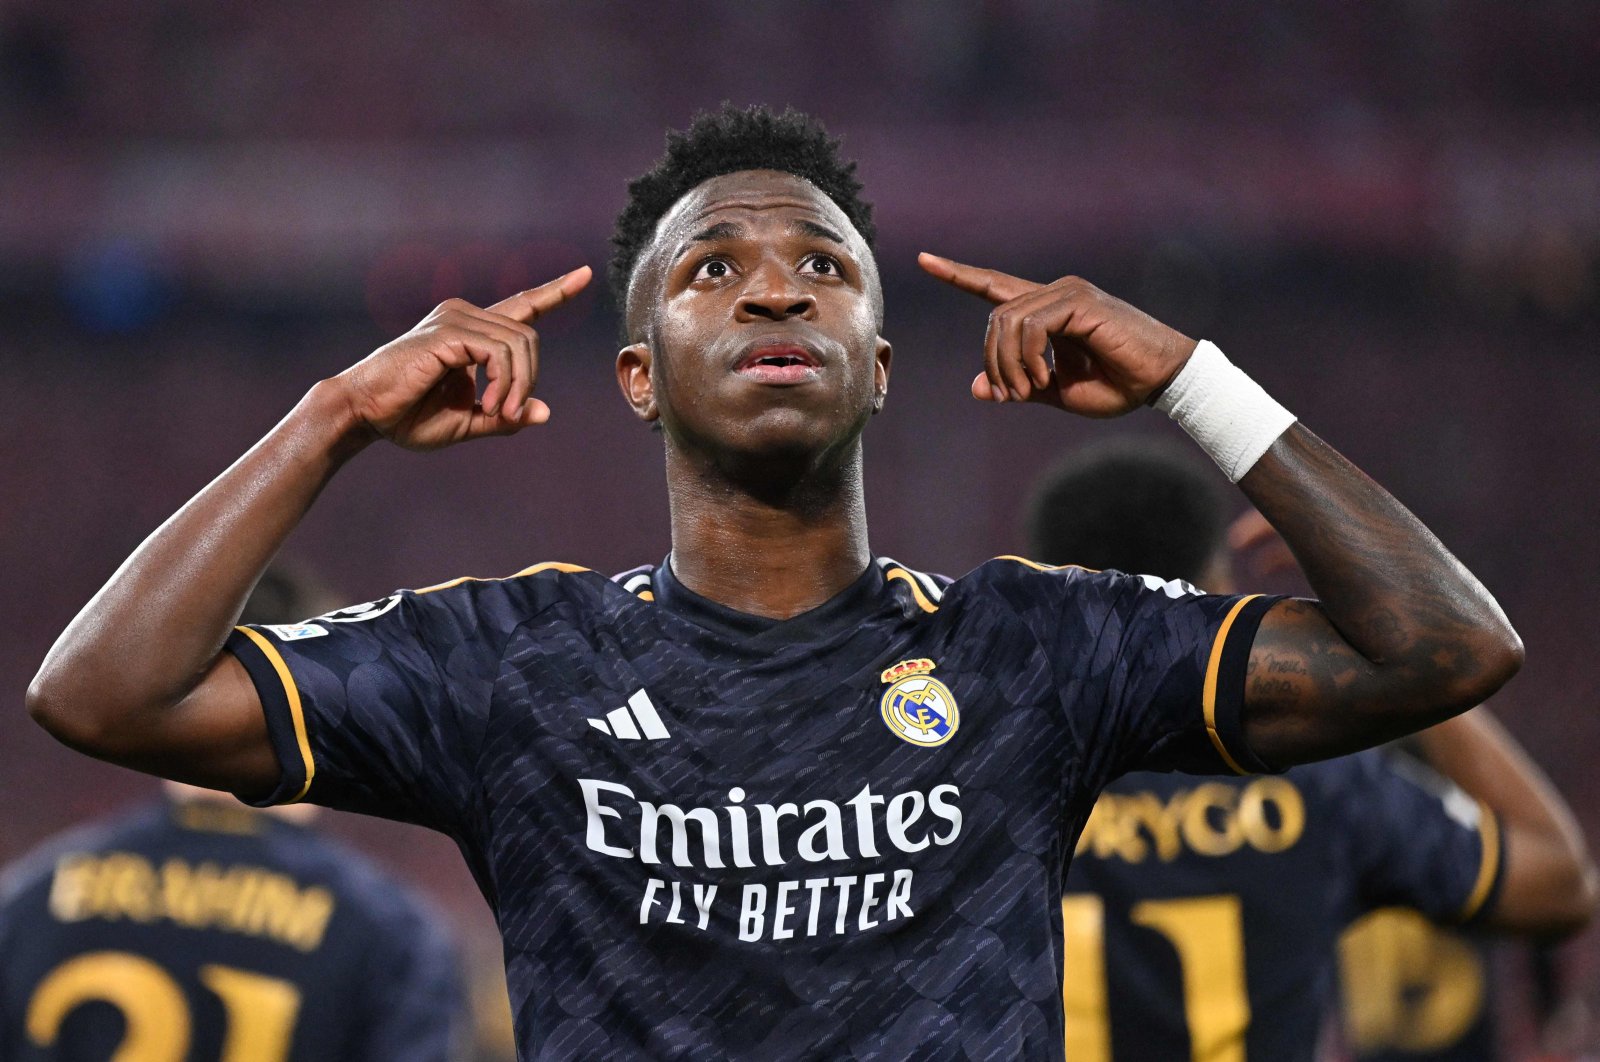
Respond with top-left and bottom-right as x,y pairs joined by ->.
1026,439 -> 1595,1061
1,567 -> 468,1061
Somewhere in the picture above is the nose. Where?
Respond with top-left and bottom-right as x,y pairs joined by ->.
736,262 -> 816,322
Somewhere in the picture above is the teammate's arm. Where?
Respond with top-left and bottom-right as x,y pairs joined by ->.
919,254 -> 1522,766
25,270 -> 591,797
1416,708 -> 1598,934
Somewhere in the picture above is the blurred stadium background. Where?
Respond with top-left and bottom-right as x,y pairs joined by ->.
1,1 -> 1595,1055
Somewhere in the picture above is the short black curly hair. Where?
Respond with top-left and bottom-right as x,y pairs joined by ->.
1025,437 -> 1229,586
609,104 -> 876,316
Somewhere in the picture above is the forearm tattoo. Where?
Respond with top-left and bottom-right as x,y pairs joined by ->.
1236,426 -> 1520,764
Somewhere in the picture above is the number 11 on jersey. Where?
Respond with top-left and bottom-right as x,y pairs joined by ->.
1062,894 -> 1251,1062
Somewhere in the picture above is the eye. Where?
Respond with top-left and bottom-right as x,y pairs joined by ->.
692,258 -> 734,282
801,254 -> 844,278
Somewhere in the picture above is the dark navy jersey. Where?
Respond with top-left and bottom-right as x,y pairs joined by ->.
224,554 -> 1278,1061
1061,752 -> 1503,1062
0,799 -> 465,1062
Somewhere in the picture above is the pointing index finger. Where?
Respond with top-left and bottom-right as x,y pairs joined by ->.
918,253 -> 1040,305
489,265 -> 593,323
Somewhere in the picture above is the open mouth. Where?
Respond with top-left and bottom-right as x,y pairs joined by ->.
735,345 -> 821,371
734,343 -> 822,384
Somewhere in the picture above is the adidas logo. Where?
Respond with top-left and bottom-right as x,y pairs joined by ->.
587,690 -> 670,741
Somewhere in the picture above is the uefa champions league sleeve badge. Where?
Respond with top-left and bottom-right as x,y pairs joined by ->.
879,659 -> 960,747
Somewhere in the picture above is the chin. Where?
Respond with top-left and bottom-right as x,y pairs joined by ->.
739,411 -> 872,469
667,392 -> 871,471
730,425 -> 834,462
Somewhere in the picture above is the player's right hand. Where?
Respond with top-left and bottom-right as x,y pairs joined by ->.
332,266 -> 591,451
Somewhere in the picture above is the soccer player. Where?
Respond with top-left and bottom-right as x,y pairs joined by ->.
1028,439 -> 1594,1061
28,106 -> 1529,1058
2,568 -> 467,1061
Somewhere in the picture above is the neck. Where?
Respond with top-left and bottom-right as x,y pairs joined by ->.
664,440 -> 871,620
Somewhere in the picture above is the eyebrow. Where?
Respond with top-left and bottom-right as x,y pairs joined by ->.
687,221 -> 743,245
674,218 -> 849,262
790,219 -> 846,245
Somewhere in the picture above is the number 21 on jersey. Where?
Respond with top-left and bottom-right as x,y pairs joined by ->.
26,951 -> 302,1062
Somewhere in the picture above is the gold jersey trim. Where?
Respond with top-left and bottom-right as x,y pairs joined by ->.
415,561 -> 590,596
1202,595 -> 1263,776
990,554 -> 1100,574
233,626 -> 314,803
884,568 -> 938,614
1457,801 -> 1502,922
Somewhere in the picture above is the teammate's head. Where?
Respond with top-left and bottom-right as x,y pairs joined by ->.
611,105 -> 890,474
239,563 -> 337,626
1025,437 -> 1232,591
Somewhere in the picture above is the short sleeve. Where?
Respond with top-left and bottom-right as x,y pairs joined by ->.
1099,571 -> 1280,778
980,559 -> 1281,793
1335,751 -> 1503,925
225,579 -> 530,833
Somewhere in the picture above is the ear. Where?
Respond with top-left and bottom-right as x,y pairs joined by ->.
871,336 -> 893,414
616,343 -> 659,422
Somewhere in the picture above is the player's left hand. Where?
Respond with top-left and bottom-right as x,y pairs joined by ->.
918,253 -> 1196,418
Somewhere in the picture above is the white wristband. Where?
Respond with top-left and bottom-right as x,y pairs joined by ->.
1153,340 -> 1296,483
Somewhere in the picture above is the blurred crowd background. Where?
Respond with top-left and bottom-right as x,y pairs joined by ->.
2,1 -> 1596,1056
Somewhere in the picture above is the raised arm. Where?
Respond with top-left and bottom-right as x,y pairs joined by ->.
1231,426 -> 1521,763
26,269 -> 591,797
918,253 -> 1522,766
1414,708 -> 1597,936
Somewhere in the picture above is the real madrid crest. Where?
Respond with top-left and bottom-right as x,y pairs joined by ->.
879,659 -> 959,747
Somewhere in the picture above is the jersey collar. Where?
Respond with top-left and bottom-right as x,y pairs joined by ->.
650,554 -> 892,643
